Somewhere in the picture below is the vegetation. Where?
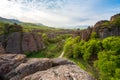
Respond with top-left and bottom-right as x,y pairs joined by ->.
27,34 -> 72,58
111,16 -> 120,27
1,14 -> 120,80
64,36 -> 120,79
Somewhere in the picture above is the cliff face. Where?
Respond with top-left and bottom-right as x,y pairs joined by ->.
0,46 -> 95,80
4,32 -> 45,53
0,24 -> 45,53
75,13 -> 120,41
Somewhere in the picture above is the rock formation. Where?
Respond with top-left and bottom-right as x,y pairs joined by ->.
75,13 -> 120,41
2,32 -> 45,53
0,44 -> 95,80
0,24 -> 45,54
110,13 -> 120,22
0,43 -> 5,54
0,54 -> 95,80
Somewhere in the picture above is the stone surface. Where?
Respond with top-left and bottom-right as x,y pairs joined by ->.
32,33 -> 45,50
0,43 -> 5,54
6,58 -> 52,80
23,65 -> 94,80
6,32 -> 22,53
110,13 -> 120,22
0,54 -> 26,79
0,53 -> 95,80
22,33 -> 38,52
74,13 -> 120,41
3,32 -> 45,53
51,58 -> 75,67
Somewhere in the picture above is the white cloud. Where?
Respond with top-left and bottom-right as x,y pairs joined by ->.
0,0 -> 120,28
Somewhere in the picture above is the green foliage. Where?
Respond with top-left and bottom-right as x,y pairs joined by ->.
101,21 -> 111,28
64,36 -> 120,79
94,37 -> 120,79
95,50 -> 120,80
90,32 -> 98,39
64,37 -> 102,61
28,33 -> 71,58
102,37 -> 120,53
73,44 -> 81,58
42,33 -> 50,45
28,41 -> 64,58
64,37 -> 74,58
3,23 -> 23,35
111,16 -> 120,27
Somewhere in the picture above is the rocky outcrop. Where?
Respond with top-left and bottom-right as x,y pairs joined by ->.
23,65 -> 94,80
93,20 -> 109,32
75,27 -> 93,41
0,54 -> 26,79
0,45 -> 95,80
0,23 -> 45,54
5,32 -> 22,53
75,13 -> 120,41
22,33 -> 38,52
0,53 -> 95,80
110,13 -> 120,22
5,58 -> 52,80
0,32 -> 45,53
0,43 -> 5,54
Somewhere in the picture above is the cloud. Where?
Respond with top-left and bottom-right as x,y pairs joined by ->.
0,0 -> 120,28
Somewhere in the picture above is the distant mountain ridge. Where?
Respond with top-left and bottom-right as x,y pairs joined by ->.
0,17 -> 22,24
0,16 -> 88,29
0,16 -> 45,26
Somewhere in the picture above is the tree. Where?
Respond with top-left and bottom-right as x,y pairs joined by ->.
90,32 -> 98,39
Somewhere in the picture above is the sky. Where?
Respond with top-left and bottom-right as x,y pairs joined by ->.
0,0 -> 120,28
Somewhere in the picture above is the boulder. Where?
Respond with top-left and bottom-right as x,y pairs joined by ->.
0,54 -> 26,78
0,54 -> 95,80
6,58 -> 52,80
23,65 -> 95,80
51,58 -> 75,67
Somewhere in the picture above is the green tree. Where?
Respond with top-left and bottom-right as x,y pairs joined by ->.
64,37 -> 74,58
90,32 -> 98,39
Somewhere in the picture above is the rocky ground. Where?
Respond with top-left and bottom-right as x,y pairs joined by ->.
0,45 -> 95,80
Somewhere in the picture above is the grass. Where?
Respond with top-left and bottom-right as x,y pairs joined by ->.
27,42 -> 63,58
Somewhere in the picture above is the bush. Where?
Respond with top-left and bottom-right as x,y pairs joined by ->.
64,36 -> 120,79
102,37 -> 120,53
64,37 -> 74,58
83,39 -> 102,61
90,32 -> 98,39
94,50 -> 120,79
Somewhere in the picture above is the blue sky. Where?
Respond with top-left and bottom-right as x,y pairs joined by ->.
0,0 -> 120,28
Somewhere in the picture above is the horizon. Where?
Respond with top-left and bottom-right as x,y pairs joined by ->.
0,0 -> 120,28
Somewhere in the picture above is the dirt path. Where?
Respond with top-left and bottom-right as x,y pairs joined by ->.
59,51 -> 64,58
